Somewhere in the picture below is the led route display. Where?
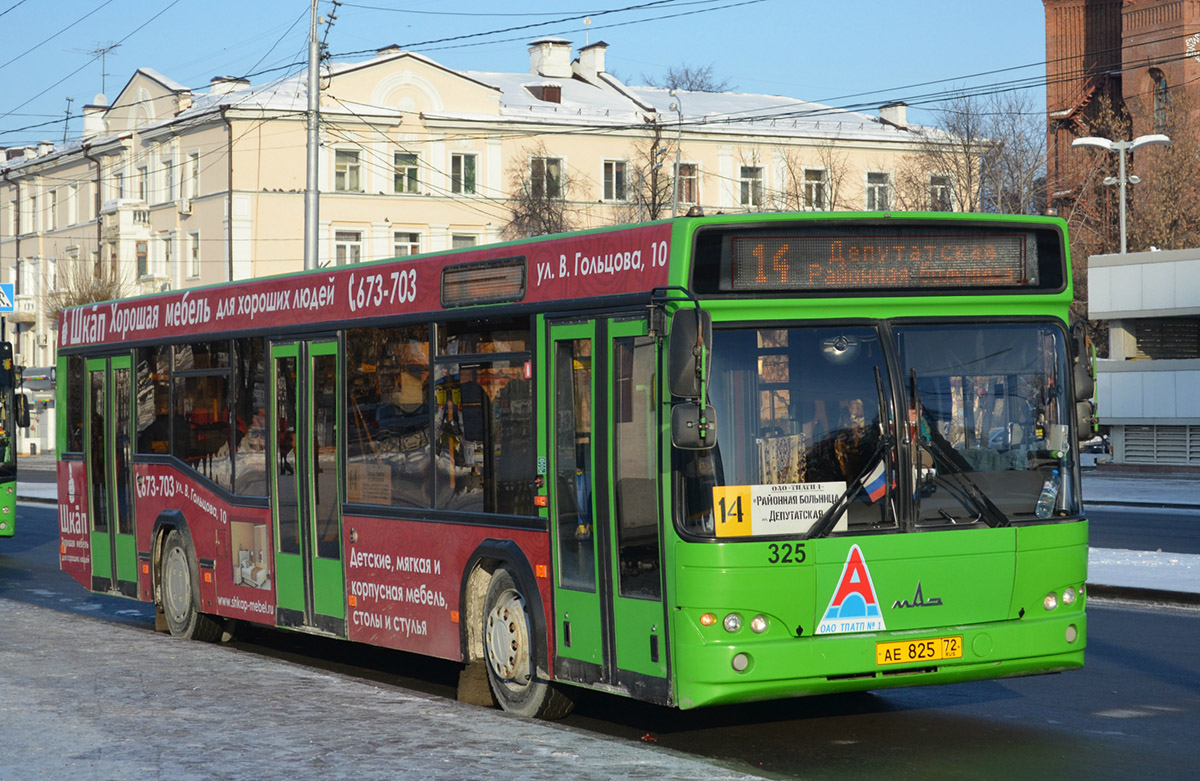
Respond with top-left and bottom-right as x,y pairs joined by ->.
728,232 -> 1038,292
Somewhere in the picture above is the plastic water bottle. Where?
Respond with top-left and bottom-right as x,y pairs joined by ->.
1035,469 -> 1061,518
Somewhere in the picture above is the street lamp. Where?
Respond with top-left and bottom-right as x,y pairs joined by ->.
1071,133 -> 1171,253
669,90 -> 683,218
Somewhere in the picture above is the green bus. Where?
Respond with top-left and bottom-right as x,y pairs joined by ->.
56,211 -> 1090,716
0,341 -> 26,536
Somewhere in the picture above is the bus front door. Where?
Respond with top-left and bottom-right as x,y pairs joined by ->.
271,340 -> 345,636
85,355 -> 138,596
547,316 -> 668,702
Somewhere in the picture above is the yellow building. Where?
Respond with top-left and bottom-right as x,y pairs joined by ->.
1,39 -> 955,452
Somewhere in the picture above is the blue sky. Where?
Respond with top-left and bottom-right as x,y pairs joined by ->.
0,0 -> 1048,146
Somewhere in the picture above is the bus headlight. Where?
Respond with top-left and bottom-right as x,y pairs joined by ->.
723,613 -> 742,633
1062,587 -> 1077,606
1044,592 -> 1058,611
750,614 -> 768,634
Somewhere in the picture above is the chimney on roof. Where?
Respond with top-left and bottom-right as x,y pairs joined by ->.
574,41 -> 607,82
376,44 -> 402,57
82,93 -> 108,139
209,76 -> 250,96
528,38 -> 573,79
37,141 -> 54,158
879,101 -> 907,128
175,90 -> 193,115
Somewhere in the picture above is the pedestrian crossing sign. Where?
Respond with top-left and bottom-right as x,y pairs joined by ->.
0,284 -> 12,312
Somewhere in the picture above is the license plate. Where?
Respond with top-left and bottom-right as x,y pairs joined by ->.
876,635 -> 963,666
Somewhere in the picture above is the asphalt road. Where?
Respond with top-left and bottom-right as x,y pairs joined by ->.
5,502 -> 1199,778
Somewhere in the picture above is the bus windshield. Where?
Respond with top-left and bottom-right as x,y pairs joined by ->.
678,320 -> 1076,538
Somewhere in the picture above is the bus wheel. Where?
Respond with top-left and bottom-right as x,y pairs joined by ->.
161,529 -> 222,642
483,568 -> 573,719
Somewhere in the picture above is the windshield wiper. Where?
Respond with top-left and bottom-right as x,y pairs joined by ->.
919,428 -> 1010,528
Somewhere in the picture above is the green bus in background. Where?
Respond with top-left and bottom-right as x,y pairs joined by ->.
0,342 -> 28,536
55,211 -> 1093,717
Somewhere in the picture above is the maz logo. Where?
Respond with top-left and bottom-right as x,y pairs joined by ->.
892,581 -> 943,609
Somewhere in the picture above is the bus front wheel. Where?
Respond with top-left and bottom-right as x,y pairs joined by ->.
483,568 -> 572,719
160,529 -> 222,642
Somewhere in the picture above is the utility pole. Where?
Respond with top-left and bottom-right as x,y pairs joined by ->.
63,97 -> 74,143
303,0 -> 320,271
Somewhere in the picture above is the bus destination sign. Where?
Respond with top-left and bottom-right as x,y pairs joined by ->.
729,232 -> 1037,292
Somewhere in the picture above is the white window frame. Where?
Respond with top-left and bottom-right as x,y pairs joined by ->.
530,156 -> 564,199
335,150 -> 362,192
603,159 -> 628,202
335,230 -> 363,264
393,231 -> 421,256
188,231 -> 201,278
802,167 -> 830,211
451,153 -> 477,195
677,162 -> 699,204
739,165 -> 764,207
136,166 -> 149,202
394,151 -> 420,194
865,170 -> 892,211
187,151 -> 201,199
162,158 -> 174,203
928,173 -> 954,212
450,234 -> 478,249
48,189 -> 58,230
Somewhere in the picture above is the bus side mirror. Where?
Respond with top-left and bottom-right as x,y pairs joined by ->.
15,394 -> 29,429
667,309 -> 712,399
671,403 -> 717,450
1075,400 -> 1096,441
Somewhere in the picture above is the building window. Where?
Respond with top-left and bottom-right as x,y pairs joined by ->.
29,193 -> 38,233
335,230 -> 362,264
530,156 -> 563,199
394,152 -> 419,194
866,171 -> 891,211
162,158 -> 174,202
137,166 -> 148,201
48,190 -> 58,230
187,151 -> 200,199
189,232 -> 201,277
394,232 -> 420,256
163,235 -> 172,278
136,241 -> 149,277
803,168 -> 828,210
451,234 -> 477,249
739,166 -> 763,207
451,153 -> 476,195
928,174 -> 953,212
114,171 -> 125,200
603,160 -> 627,201
1151,68 -> 1170,132
677,163 -> 698,204
69,183 -> 79,225
335,150 -> 361,192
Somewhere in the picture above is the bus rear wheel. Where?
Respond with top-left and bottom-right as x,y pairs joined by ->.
483,568 -> 573,719
160,529 -> 222,642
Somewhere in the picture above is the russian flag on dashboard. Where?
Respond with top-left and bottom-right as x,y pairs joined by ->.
863,461 -> 887,503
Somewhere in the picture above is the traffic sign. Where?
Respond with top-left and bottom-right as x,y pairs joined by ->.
0,284 -> 12,312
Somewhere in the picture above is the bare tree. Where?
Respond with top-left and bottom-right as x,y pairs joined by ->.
979,91 -> 1047,215
641,63 -> 734,93
895,92 -> 993,212
503,142 -> 580,239
1126,94 -> 1200,252
44,256 -> 129,324
776,140 -> 853,211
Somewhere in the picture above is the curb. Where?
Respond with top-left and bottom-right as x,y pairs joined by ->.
1085,500 -> 1200,511
1086,583 -> 1200,607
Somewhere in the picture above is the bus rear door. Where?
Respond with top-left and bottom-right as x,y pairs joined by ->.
85,355 -> 138,596
271,339 -> 345,636
547,315 -> 668,702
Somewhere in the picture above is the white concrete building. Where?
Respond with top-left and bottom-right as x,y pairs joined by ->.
1088,248 -> 1200,465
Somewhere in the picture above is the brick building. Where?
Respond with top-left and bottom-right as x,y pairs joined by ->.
1046,0 -> 1200,186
